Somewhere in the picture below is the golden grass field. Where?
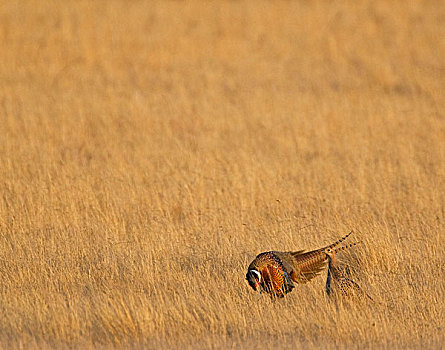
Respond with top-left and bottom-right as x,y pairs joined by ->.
0,0 -> 444,348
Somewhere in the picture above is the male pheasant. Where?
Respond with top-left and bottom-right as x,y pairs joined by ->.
246,232 -> 355,298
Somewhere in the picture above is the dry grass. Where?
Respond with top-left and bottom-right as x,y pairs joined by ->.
0,0 -> 444,348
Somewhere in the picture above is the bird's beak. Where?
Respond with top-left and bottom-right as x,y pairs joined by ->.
247,274 -> 259,291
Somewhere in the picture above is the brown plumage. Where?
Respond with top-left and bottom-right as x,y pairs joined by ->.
246,232 -> 354,298
325,247 -> 372,301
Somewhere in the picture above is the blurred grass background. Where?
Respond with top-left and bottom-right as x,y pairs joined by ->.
0,0 -> 444,348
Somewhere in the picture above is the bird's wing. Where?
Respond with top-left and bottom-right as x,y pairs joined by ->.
275,250 -> 327,284
283,232 -> 354,284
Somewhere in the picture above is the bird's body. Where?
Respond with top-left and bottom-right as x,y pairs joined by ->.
246,232 -> 354,298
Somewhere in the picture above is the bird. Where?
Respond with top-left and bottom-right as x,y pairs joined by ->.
246,231 -> 355,298
325,247 -> 372,301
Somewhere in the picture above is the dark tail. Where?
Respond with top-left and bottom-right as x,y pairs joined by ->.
328,242 -> 360,255
322,231 -> 353,252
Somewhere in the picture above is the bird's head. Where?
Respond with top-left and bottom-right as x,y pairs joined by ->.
246,269 -> 261,291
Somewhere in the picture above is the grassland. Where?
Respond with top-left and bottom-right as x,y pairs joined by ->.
0,0 -> 444,348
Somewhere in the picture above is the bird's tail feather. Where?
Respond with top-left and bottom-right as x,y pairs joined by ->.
322,231 -> 353,252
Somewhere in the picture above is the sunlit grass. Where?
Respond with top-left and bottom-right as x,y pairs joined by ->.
0,0 -> 444,348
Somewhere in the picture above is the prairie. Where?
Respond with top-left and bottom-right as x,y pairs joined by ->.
0,1 -> 444,348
